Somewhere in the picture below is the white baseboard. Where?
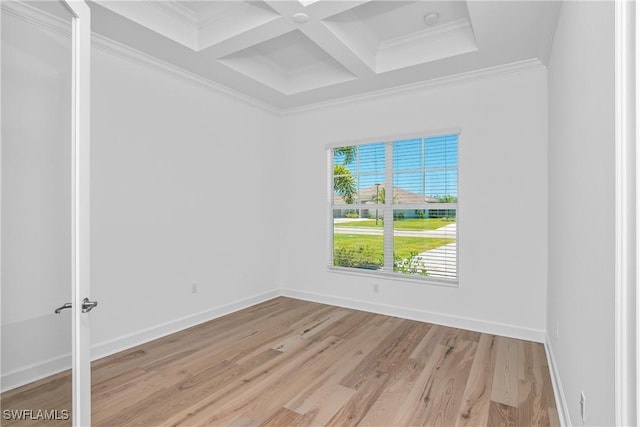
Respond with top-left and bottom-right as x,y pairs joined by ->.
91,289 -> 280,360
544,333 -> 571,426
2,288 -> 547,394
1,354 -> 71,393
1,289 -> 280,393
280,288 -> 546,343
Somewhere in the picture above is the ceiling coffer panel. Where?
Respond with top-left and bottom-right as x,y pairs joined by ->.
219,29 -> 356,95
322,1 -> 478,73
192,1 -> 282,51
82,0 -> 561,109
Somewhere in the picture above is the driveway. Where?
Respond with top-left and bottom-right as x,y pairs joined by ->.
333,222 -> 457,278
414,242 -> 457,278
333,223 -> 456,238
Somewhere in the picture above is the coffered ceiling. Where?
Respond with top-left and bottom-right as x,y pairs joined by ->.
87,0 -> 559,110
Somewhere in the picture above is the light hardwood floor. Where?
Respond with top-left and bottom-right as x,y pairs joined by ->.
2,297 -> 560,426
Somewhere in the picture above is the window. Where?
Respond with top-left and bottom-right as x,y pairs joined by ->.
329,133 -> 458,283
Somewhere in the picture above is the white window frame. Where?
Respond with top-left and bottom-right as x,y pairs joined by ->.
327,129 -> 460,287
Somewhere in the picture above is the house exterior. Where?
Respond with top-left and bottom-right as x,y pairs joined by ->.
333,185 -> 454,219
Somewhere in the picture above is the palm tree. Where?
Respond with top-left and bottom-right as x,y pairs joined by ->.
373,187 -> 398,204
333,147 -> 356,204
334,146 -> 355,165
333,164 -> 356,204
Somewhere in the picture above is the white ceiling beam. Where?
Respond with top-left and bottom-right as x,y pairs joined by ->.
260,0 -> 368,20
259,0 -> 373,76
96,0 -> 198,49
202,17 -> 296,58
206,0 -> 373,76
152,1 -> 197,26
260,0 -> 304,17
76,0 -> 562,108
307,0 -> 370,20
301,21 -> 375,77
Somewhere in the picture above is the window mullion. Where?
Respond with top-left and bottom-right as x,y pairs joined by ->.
356,145 -> 360,204
422,137 -> 426,198
383,142 -> 394,271
328,149 -> 334,266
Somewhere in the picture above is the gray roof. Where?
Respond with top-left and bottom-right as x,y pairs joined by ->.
334,185 -> 439,205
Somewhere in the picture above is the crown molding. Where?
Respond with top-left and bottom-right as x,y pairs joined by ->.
145,0 -> 196,27
1,0 -> 69,37
2,0 -> 547,116
196,2 -> 246,31
1,0 -> 281,116
377,18 -> 474,53
95,0 -> 197,50
91,34 -> 281,115
283,58 -> 545,115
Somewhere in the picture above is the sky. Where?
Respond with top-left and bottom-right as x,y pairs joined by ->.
333,134 -> 458,201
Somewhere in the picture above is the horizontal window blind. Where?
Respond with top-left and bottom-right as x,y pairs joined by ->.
330,133 -> 458,282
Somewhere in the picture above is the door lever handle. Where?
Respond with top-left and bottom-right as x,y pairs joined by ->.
81,297 -> 98,313
55,298 -> 98,314
54,303 -> 72,314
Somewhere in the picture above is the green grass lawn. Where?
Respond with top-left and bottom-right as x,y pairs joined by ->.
333,234 -> 454,269
337,218 -> 454,231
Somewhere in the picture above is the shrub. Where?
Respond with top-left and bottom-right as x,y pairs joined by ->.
334,246 -> 382,269
394,251 -> 429,276
344,210 -> 359,218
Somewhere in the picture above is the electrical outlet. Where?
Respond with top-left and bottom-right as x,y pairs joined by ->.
579,390 -> 586,422
373,283 -> 380,294
191,283 -> 198,294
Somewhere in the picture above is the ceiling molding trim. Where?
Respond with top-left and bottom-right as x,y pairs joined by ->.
537,2 -> 561,67
377,18 -> 473,52
284,58 -> 545,115
3,0 -> 547,116
145,1 -> 197,26
95,0 -> 196,50
1,1 -> 69,38
92,34 -> 281,115
196,3 -> 246,31
2,0 -> 280,116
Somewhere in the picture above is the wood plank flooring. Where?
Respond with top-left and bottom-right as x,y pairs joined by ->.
1,297 -> 560,426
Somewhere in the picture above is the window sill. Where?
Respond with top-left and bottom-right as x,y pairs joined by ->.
327,266 -> 459,288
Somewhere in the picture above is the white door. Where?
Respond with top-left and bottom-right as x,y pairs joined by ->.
0,0 -> 92,425
65,1 -> 93,425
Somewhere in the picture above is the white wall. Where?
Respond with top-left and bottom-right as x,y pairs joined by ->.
1,8 -> 282,389
89,47 -> 281,355
1,8 -> 74,387
546,2 -> 615,426
279,69 -> 549,340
